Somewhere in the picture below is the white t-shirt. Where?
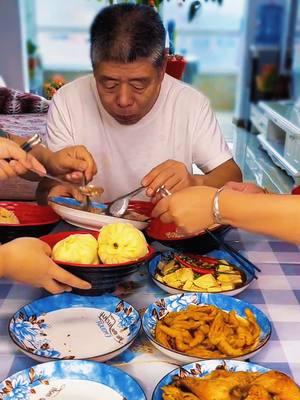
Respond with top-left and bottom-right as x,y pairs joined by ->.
47,74 -> 232,202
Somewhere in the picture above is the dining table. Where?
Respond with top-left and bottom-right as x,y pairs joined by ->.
0,222 -> 300,399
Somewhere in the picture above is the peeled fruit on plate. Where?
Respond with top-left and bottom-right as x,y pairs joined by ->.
98,223 -> 148,264
52,234 -> 99,264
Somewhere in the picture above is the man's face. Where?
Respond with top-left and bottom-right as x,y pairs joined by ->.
94,59 -> 165,125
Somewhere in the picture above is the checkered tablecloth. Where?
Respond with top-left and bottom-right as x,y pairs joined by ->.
0,226 -> 299,398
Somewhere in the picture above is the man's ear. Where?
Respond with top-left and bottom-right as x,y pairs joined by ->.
158,53 -> 168,80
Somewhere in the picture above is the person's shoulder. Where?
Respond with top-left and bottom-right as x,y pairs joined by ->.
164,74 -> 209,107
54,74 -> 94,99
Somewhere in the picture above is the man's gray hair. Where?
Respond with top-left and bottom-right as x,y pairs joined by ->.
90,4 -> 166,68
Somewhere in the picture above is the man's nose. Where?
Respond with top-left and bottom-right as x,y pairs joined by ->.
117,84 -> 134,108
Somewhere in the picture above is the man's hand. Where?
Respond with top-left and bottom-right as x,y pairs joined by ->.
142,160 -> 194,199
0,238 -> 91,293
0,138 -> 45,180
35,180 -> 84,205
224,181 -> 266,194
152,186 -> 217,235
45,145 -> 97,183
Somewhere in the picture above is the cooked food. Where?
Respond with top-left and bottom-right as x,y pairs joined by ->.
79,184 -> 104,198
52,233 -> 99,264
162,369 -> 300,400
98,223 -> 148,264
0,207 -> 20,224
51,196 -> 149,222
155,304 -> 261,358
155,254 -> 245,292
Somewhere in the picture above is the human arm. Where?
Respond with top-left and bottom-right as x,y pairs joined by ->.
0,238 -> 91,293
141,158 -> 241,199
141,97 -> 241,197
5,132 -> 97,183
0,137 -> 46,180
191,159 -> 242,187
151,185 -> 300,243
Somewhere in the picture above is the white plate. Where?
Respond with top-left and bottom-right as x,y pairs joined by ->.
0,359 -> 146,400
9,293 -> 141,363
49,198 -> 149,231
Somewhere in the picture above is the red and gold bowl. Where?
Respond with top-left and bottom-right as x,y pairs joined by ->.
146,218 -> 230,253
0,202 -> 60,243
40,230 -> 155,295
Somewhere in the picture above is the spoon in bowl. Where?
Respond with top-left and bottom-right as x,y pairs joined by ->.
106,185 -> 171,218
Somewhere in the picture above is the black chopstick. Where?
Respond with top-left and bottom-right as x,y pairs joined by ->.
205,229 -> 259,279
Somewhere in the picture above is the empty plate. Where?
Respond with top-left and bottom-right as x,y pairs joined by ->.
9,293 -> 141,362
0,359 -> 146,400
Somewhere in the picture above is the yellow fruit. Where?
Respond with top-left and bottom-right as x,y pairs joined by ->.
52,234 -> 99,264
98,223 -> 148,264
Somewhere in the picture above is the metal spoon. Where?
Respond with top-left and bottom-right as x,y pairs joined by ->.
29,167 -> 102,198
106,185 -> 172,218
106,186 -> 145,217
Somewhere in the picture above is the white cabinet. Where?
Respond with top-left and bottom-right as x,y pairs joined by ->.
251,101 -> 300,183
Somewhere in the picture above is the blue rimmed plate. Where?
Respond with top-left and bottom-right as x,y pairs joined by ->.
152,359 -> 270,400
49,196 -> 151,231
0,359 -> 146,400
142,292 -> 271,363
9,293 -> 141,363
148,249 -> 255,296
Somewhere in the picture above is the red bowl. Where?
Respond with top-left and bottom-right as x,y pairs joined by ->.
0,202 -> 60,243
146,218 -> 229,253
40,230 -> 155,296
40,230 -> 155,268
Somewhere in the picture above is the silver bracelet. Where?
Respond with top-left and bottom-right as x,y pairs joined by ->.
212,187 -> 225,224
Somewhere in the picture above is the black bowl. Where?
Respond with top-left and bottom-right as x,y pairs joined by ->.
40,230 -> 155,296
0,202 -> 60,243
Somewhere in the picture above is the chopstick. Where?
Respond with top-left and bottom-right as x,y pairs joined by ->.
205,228 -> 260,279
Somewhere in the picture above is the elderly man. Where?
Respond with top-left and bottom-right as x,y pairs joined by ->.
45,4 -> 241,203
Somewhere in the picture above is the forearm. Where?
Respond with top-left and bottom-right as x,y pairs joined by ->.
220,191 -> 300,243
192,159 -> 242,188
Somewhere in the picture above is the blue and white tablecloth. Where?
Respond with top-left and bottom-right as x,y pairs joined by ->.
0,227 -> 299,398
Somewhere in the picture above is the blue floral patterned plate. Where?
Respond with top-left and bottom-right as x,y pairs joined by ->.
148,249 -> 255,296
0,359 -> 146,400
152,359 -> 270,400
142,292 -> 271,363
9,293 -> 141,362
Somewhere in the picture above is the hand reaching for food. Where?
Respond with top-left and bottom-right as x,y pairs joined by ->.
0,237 -> 91,293
142,160 -> 194,200
0,137 -> 45,180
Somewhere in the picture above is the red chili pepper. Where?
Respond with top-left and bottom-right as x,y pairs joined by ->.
190,266 -> 214,275
175,254 -> 217,275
